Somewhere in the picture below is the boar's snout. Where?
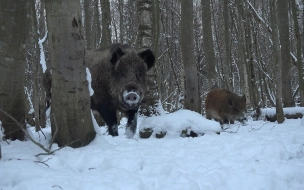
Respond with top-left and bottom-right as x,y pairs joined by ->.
121,83 -> 144,109
124,91 -> 140,105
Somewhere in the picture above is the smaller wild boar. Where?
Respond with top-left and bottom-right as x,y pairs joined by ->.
205,88 -> 246,125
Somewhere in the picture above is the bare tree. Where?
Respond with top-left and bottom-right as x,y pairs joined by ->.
278,0 -> 294,107
180,0 -> 201,113
271,0 -> 284,123
201,0 -> 217,90
137,0 -> 163,117
291,0 -> 304,106
45,0 -> 95,147
100,0 -> 112,46
0,0 -> 28,140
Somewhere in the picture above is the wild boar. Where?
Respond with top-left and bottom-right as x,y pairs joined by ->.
43,43 -> 155,138
204,88 -> 246,125
87,43 -> 155,137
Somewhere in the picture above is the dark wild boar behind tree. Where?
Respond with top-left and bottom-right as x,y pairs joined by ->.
44,44 -> 155,138
87,44 -> 155,137
205,88 -> 246,125
87,43 -> 155,137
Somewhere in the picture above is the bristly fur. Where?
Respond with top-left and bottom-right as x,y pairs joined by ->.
205,88 -> 246,126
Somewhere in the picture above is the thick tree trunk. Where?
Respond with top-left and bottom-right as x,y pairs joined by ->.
45,0 -> 95,147
0,0 -> 28,140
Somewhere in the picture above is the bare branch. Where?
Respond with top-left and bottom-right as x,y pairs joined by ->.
247,1 -> 272,33
0,107 -> 50,153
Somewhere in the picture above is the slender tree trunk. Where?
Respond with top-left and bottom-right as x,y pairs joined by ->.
84,0 -> 93,49
180,0 -> 201,113
291,0 -> 304,106
223,0 -> 233,90
278,0 -> 294,107
271,0 -> 284,123
201,0 -> 217,90
100,0 -> 112,47
137,0 -> 163,116
236,0 -> 251,109
118,0 -> 124,42
0,0 -> 28,140
45,0 -> 95,147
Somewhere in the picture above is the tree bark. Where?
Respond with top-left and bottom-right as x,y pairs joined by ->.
45,0 -> 95,147
137,0 -> 163,117
100,0 -> 112,47
201,0 -> 217,90
278,0 -> 294,107
0,0 -> 28,140
271,0 -> 284,123
180,0 -> 201,113
291,0 -> 304,106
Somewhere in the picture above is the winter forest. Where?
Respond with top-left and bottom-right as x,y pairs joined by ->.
1,0 -> 304,145
1,1 -> 304,189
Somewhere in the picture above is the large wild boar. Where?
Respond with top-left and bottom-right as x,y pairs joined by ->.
204,88 -> 246,125
43,43 -> 155,138
86,43 -> 155,137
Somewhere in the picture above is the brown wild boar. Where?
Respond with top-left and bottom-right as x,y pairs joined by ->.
205,88 -> 246,125
43,43 -> 155,138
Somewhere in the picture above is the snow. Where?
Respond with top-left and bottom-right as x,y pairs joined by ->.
1,108 -> 304,190
139,109 -> 221,136
261,107 -> 304,116
86,67 -> 94,96
38,32 -> 48,73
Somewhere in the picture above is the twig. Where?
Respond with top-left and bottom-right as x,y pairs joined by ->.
36,139 -> 79,157
221,124 -> 241,133
49,114 -> 58,150
34,157 -> 52,167
52,185 -> 62,189
249,121 -> 269,132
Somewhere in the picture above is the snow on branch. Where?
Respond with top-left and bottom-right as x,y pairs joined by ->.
247,1 -> 272,33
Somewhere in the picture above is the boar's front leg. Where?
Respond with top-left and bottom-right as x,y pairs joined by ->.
97,104 -> 118,136
124,110 -> 138,138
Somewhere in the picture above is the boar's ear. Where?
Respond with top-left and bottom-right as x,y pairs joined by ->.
228,97 -> 234,106
110,47 -> 125,65
138,49 -> 155,70
242,94 -> 246,102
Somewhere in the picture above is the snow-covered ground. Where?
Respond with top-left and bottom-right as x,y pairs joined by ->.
1,108 -> 304,190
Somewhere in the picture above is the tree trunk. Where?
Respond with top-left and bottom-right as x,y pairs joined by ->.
137,0 -> 163,116
236,0 -> 251,109
84,0 -> 93,49
45,0 -> 95,147
278,0 -> 294,107
0,0 -> 28,140
180,0 -> 201,113
201,0 -> 217,90
291,0 -> 304,106
271,0 -> 284,123
100,0 -> 112,47
223,0 -> 233,90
